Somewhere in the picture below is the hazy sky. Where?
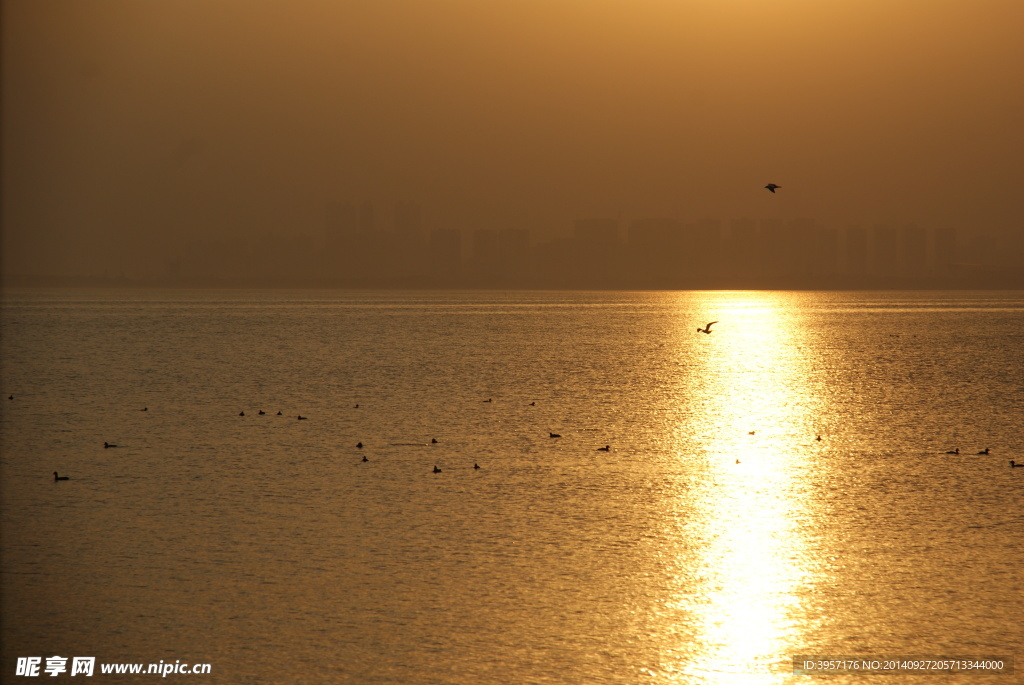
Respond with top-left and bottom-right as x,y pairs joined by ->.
3,0 -> 1022,277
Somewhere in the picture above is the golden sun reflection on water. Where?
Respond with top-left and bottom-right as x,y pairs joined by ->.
662,293 -> 822,683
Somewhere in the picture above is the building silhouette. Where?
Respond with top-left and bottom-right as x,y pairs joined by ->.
845,225 -> 868,276
427,228 -> 462,282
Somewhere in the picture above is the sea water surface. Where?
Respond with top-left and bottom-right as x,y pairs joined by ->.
1,289 -> 1022,684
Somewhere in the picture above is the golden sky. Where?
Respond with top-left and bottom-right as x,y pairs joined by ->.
3,0 -> 1022,277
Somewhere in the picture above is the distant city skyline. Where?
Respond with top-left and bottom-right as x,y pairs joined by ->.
8,199 -> 1020,289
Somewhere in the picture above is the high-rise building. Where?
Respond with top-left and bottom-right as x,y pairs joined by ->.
571,218 -> 621,285
573,218 -> 619,245
325,202 -> 359,236
759,218 -> 792,277
359,201 -> 374,231
628,218 -> 681,250
395,202 -> 422,237
788,218 -> 817,275
872,224 -> 899,276
811,226 -> 839,277
428,228 -> 462,278
499,228 -> 531,282
472,229 -> 500,267
727,217 -> 759,277
324,201 -> 380,280
845,225 -> 868,275
933,227 -> 957,269
679,219 -> 722,282
901,224 -> 928,277
627,218 -> 683,284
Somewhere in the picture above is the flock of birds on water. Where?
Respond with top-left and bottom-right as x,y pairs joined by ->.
8,302 -> 1019,482
48,420 -> 1019,481
47,403 -> 626,480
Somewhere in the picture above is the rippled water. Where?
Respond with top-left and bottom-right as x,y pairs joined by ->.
2,289 -> 1022,684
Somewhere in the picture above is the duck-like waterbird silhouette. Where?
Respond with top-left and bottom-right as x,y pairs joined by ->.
945,448 -> 959,455
697,321 -> 718,334
765,183 -> 780,193
53,471 -> 69,481
1010,461 -> 1023,468
977,448 -> 990,455
433,465 -> 442,473
597,445 -> 610,452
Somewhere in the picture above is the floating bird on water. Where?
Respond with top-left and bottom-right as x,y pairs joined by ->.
765,183 -> 780,193
431,438 -> 438,444
104,442 -> 117,448
258,410 -> 265,415
1010,461 -> 1023,468
977,448 -> 990,455
433,465 -> 442,473
53,471 -> 69,481
239,411 -> 245,416
597,445 -> 610,452
549,432 -> 562,438
697,321 -> 718,334
356,442 -> 363,448
945,448 -> 959,455
362,456 -> 368,463
297,415 -> 307,420
474,463 -> 481,470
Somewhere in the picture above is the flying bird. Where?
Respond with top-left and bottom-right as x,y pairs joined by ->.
697,321 -> 718,334
764,184 -> 780,193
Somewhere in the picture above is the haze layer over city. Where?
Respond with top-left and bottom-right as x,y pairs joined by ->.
3,0 -> 1023,288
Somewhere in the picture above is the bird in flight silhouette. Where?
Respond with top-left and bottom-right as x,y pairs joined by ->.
697,321 -> 718,334
764,184 -> 780,193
